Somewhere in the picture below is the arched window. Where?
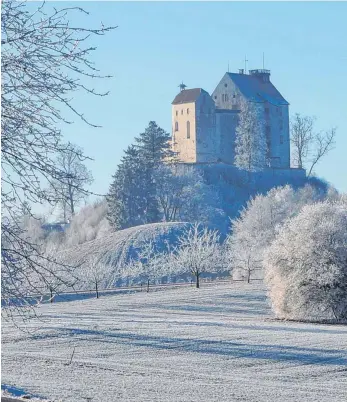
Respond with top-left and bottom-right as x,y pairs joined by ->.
187,108 -> 189,115
187,121 -> 190,139
176,110 -> 178,116
175,121 -> 179,132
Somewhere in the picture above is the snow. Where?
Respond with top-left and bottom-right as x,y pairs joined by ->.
2,282 -> 347,402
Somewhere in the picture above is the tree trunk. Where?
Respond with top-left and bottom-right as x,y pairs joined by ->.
147,279 -> 150,293
68,183 -> 75,216
247,269 -> 251,284
50,286 -> 53,303
196,273 -> 200,289
95,281 -> 99,299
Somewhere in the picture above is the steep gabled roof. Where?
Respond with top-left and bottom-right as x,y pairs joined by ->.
225,73 -> 289,106
172,88 -> 209,105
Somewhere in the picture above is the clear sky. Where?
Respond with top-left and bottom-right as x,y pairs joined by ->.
50,1 -> 347,198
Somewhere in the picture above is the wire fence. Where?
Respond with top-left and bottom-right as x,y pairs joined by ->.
2,277 -> 264,306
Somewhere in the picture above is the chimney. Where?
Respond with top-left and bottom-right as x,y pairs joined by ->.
239,69 -> 244,75
249,69 -> 271,82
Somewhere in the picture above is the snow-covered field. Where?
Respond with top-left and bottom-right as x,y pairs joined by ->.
2,282 -> 347,402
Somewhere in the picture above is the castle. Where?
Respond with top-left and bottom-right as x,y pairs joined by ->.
171,69 -> 291,169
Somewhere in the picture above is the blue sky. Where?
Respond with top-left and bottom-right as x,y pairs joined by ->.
50,1 -> 347,197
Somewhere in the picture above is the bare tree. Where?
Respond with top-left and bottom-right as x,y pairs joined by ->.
173,224 -> 222,288
51,142 -> 93,222
290,114 -> 336,176
84,256 -> 112,299
1,0 -> 116,314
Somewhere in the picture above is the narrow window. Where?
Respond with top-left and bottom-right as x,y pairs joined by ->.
175,110 -> 178,116
187,121 -> 190,139
175,121 -> 179,132
280,135 -> 284,144
181,109 -> 183,115
225,94 -> 229,102
187,108 -> 189,115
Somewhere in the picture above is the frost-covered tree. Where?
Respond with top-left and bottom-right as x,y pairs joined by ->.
135,121 -> 175,167
264,201 -> 347,322
153,165 -> 224,227
1,0 -> 115,312
173,224 -> 223,288
107,146 -> 148,230
107,122 -> 173,230
50,143 -> 93,222
226,184 -> 330,281
64,199 -> 111,246
290,114 -> 336,176
234,98 -> 267,175
84,256 -> 113,298
118,240 -> 174,288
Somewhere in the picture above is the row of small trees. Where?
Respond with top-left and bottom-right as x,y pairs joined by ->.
81,224 -> 225,295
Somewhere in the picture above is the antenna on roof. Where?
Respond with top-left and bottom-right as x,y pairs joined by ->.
244,56 -> 248,74
178,82 -> 187,92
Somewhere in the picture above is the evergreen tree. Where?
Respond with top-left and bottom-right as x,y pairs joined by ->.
135,121 -> 175,167
107,122 -> 173,230
107,146 -> 147,230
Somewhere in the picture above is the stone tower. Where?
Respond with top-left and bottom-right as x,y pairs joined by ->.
212,69 -> 290,168
171,88 -> 217,163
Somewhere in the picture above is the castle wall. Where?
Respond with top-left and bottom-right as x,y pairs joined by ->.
262,102 -> 290,168
212,75 -> 242,110
216,111 -> 238,164
195,93 -> 218,163
172,102 -> 196,163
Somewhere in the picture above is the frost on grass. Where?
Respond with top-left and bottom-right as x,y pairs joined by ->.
264,200 -> 347,322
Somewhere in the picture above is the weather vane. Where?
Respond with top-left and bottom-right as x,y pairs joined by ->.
178,82 -> 187,92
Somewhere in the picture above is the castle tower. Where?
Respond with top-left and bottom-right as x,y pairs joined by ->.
171,88 -> 218,163
212,69 -> 290,168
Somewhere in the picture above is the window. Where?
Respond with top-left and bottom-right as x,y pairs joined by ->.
187,121 -> 190,139
175,121 -> 179,132
175,110 -> 178,116
181,109 -> 183,115
225,94 -> 229,102
266,125 -> 271,135
265,107 -> 270,115
222,94 -> 225,102
233,94 -> 236,99
280,135 -> 284,144
214,95 -> 217,99
224,83 -> 228,87
187,108 -> 189,115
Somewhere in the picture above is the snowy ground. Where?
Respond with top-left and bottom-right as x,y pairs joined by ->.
2,282 -> 347,402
